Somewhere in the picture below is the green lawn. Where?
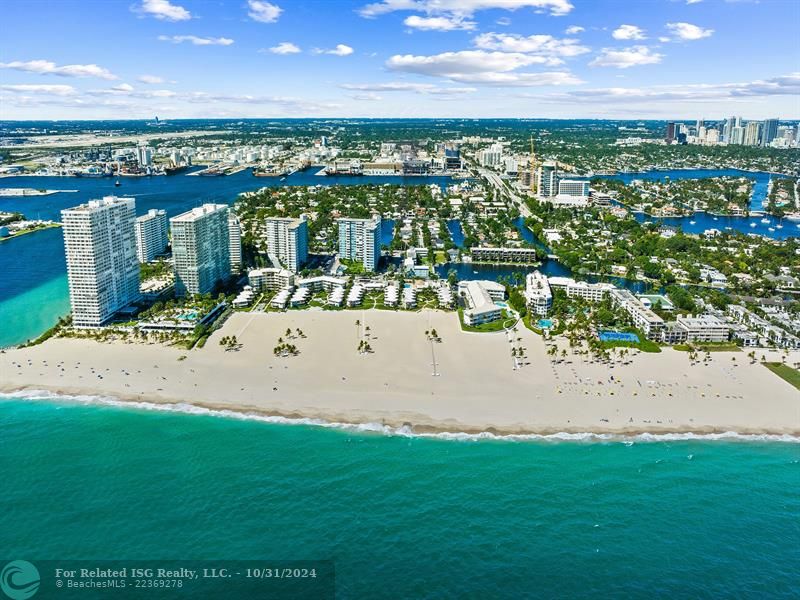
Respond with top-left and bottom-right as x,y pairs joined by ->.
763,362 -> 800,390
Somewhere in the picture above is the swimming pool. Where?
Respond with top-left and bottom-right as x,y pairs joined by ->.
599,331 -> 640,343
538,319 -> 553,329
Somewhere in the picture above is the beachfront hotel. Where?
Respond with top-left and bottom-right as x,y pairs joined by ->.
338,215 -> 381,272
170,204 -> 231,297
134,209 -> 168,263
61,196 -> 140,327
458,280 -> 506,326
524,271 -> 553,316
265,216 -> 309,273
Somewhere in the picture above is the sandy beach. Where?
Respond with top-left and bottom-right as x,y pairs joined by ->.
2,309 -> 798,436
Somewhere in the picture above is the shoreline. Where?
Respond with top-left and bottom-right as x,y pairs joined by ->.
2,387 -> 799,442
2,310 -> 798,439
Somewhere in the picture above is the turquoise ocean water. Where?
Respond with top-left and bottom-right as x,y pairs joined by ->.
1,396 -> 798,597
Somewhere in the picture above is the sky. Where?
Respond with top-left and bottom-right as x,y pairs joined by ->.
0,0 -> 798,120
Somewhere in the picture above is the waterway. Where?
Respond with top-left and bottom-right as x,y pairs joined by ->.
596,169 -> 798,239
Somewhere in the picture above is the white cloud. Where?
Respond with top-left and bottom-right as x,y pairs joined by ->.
665,22 -> 714,40
137,0 -> 191,21
137,75 -> 166,84
0,59 -> 117,80
158,35 -> 234,46
359,0 -> 574,19
112,83 -> 135,92
589,46 -> 662,68
473,32 -> 589,58
313,44 -> 354,56
266,42 -> 301,54
388,50 -> 553,75
564,25 -> 584,34
341,82 -> 476,94
386,50 -> 581,86
350,92 -> 383,101
496,16 -> 512,26
0,84 -> 77,96
658,36 -> 671,42
247,1 -> 282,23
686,0 -> 703,4
404,15 -> 477,31
529,73 -> 800,104
612,24 -> 646,40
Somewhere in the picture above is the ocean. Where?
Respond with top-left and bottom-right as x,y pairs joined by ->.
1,395 -> 798,597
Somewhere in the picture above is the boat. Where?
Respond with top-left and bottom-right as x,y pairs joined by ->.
768,227 -> 775,232
280,176 -> 287,181
689,220 -> 696,225
164,165 -> 188,176
760,218 -> 770,224
749,222 -> 757,227
784,212 -> 800,222
776,223 -> 783,229
114,180 -> 121,187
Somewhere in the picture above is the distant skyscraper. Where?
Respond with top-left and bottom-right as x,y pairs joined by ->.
136,146 -> 153,167
761,118 -> 779,147
537,161 -> 558,198
744,121 -> 762,146
665,122 -> 676,142
135,209 -> 168,263
265,216 -> 308,273
170,204 -> 231,297
338,215 -> 381,272
730,125 -> 745,145
228,212 -> 242,273
695,118 -> 705,131
61,196 -> 140,327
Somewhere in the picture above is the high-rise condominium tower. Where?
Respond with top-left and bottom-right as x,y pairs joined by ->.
265,216 -> 308,273
338,215 -> 381,272
170,204 -> 231,297
135,208 -> 168,263
61,196 -> 140,327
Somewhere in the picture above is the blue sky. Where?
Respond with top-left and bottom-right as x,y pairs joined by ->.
1,0 -> 798,119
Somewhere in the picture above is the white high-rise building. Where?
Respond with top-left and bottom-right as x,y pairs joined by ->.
228,212 -> 242,272
135,209 -> 168,263
730,125 -> 745,145
61,196 -> 140,327
479,143 -> 503,167
338,215 -> 381,272
265,216 -> 308,273
537,161 -> 558,198
170,204 -> 231,297
137,146 -> 153,167
744,121 -> 762,146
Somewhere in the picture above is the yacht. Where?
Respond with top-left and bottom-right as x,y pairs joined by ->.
760,218 -> 770,224
749,222 -> 757,228
689,220 -> 696,225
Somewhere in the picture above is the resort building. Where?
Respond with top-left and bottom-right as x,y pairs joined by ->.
232,286 -> 256,308
675,315 -> 730,343
338,215 -> 381,272
471,247 -> 540,264
459,280 -> 505,326
290,287 -> 310,307
248,267 -> 294,292
402,285 -> 417,309
327,287 -> 345,307
265,216 -> 308,273
524,271 -> 552,316
384,284 -> 399,307
437,284 -> 454,309
170,204 -> 231,297
134,208 -> 168,263
270,288 -> 293,309
548,277 -> 614,303
297,275 -> 347,293
228,212 -> 243,273
609,289 -> 665,339
347,284 -> 365,307
61,196 -> 140,327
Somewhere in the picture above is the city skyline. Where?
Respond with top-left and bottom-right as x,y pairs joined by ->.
1,0 -> 798,120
